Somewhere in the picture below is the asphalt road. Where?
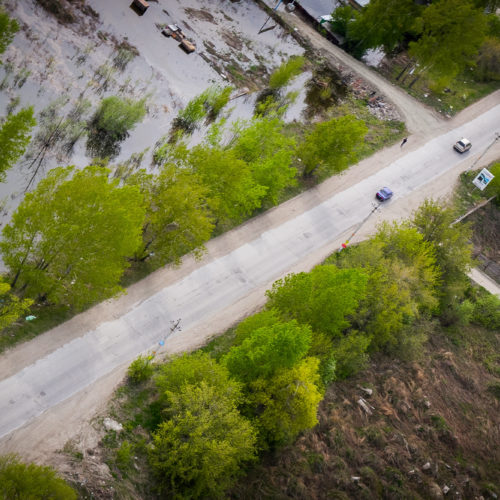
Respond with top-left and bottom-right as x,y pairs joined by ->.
0,103 -> 499,440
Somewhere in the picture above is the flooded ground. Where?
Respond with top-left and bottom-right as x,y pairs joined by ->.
0,0 -> 307,217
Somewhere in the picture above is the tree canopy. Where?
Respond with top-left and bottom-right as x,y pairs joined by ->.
0,454 -> 77,500
1,165 -> 145,308
223,320 -> 312,382
409,0 -> 488,82
0,9 -> 18,57
150,382 -> 257,498
128,165 -> 214,264
87,96 -> 147,158
0,280 -> 32,330
266,265 -> 368,338
248,357 -> 323,445
0,107 -> 36,181
298,115 -> 367,177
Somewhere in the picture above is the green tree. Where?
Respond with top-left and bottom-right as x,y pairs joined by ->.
410,200 -> 472,314
231,117 -> 297,205
155,352 -> 242,406
248,357 -> 323,445
298,115 -> 367,178
87,96 -> 146,158
266,265 -> 368,338
0,9 -> 18,57
0,107 -> 36,181
233,308 -> 284,345
188,145 -> 267,226
224,320 -> 312,383
348,0 -> 422,53
409,0 -> 488,83
0,280 -> 33,330
0,454 -> 77,500
269,56 -> 305,90
128,166 -> 214,264
475,38 -> 500,82
150,382 -> 256,498
1,165 -> 145,308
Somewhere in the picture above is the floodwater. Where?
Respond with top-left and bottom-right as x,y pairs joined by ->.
0,0 -> 307,217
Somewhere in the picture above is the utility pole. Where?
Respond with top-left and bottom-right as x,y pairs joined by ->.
258,0 -> 283,34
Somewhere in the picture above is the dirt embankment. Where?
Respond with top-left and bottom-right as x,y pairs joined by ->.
231,326 -> 500,499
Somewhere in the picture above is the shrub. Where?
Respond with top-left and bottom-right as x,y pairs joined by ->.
127,355 -> 154,384
269,56 -> 305,90
472,294 -> 500,330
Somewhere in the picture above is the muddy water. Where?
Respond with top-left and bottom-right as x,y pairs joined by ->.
0,0 -> 308,215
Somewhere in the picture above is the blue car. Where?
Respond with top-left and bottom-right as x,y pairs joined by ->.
376,187 -> 393,202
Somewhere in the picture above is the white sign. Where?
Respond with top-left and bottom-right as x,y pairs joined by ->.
472,168 -> 494,191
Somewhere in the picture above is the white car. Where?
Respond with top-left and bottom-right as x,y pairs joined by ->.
453,138 -> 472,153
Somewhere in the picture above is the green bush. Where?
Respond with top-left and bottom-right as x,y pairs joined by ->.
269,56 -> 305,90
127,355 -> 154,384
115,441 -> 133,470
472,294 -> 500,330
0,454 -> 77,499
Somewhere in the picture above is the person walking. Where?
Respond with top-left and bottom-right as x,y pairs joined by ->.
400,137 -> 408,147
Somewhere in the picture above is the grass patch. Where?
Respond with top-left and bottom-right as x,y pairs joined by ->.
0,303 -> 72,354
380,60 -> 500,116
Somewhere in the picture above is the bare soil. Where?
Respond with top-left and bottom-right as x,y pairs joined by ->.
230,325 -> 500,499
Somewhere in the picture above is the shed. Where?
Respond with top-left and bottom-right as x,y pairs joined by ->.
132,0 -> 149,14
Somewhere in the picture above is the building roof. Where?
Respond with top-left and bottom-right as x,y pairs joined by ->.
298,0 -> 342,19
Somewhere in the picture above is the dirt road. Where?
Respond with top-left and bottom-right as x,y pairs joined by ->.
279,10 -> 444,135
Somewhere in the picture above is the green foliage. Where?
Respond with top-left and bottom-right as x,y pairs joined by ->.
173,86 -> 232,134
0,9 -> 19,57
474,38 -> 500,82
485,162 -> 500,199
204,85 -> 233,119
330,6 -> 355,38
0,279 -> 33,330
188,145 -> 267,226
128,166 -> 214,264
472,294 -> 500,330
348,0 -> 422,53
409,0 -> 488,82
233,309 -> 284,345
231,117 -> 297,204
248,357 -> 323,445
332,221 -> 440,350
88,96 -> 146,157
155,351 -> 242,406
1,165 -> 145,308
266,265 -> 368,338
150,382 -> 256,498
0,107 -> 36,181
298,115 -> 367,177
174,93 -> 207,134
0,454 -> 77,499
115,440 -> 133,470
127,355 -> 155,384
410,199 -> 473,311
223,320 -> 312,382
269,56 -> 305,90
332,331 -> 372,379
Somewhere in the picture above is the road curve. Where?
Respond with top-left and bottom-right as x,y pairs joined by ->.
0,103 -> 499,442
278,9 -> 444,134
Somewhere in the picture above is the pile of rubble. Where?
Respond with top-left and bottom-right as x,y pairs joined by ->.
346,74 -> 402,121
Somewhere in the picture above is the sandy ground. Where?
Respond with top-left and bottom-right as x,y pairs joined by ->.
0,3 -> 499,468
